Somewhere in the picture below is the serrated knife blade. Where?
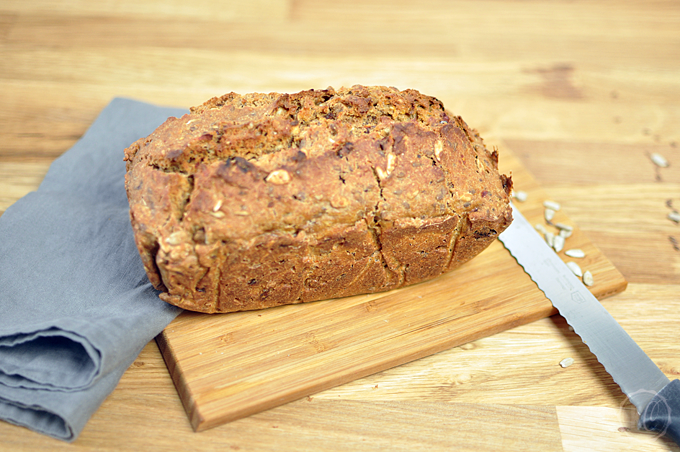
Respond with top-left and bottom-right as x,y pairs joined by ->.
498,203 -> 679,446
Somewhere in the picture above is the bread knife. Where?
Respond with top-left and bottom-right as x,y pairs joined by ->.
498,203 -> 680,446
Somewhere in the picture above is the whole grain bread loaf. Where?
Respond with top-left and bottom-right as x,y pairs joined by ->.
124,85 -> 513,313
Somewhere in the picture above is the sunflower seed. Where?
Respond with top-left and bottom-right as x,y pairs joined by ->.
565,249 -> 586,258
559,228 -> 573,238
545,208 -> 556,222
535,223 -> 547,234
559,357 -> 575,368
650,152 -> 669,168
554,223 -> 573,233
513,190 -> 528,202
165,231 -> 187,246
434,140 -> 443,161
553,234 -> 565,252
583,270 -> 594,286
669,211 -> 680,223
566,261 -> 583,277
543,200 -> 561,211
555,223 -> 573,238
545,231 -> 555,248
266,169 -> 291,185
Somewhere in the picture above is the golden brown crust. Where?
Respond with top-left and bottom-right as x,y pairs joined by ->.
124,85 -> 512,313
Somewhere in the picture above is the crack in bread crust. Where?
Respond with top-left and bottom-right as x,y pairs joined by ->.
124,85 -> 513,313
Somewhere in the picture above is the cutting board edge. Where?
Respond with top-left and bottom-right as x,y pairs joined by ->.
156,332 -> 205,430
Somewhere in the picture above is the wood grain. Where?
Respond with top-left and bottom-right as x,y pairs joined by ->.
1,0 -> 679,450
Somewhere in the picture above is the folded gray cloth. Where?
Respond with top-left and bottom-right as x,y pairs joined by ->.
0,98 -> 187,441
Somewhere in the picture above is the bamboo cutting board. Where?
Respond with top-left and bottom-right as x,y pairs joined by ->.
156,144 -> 627,432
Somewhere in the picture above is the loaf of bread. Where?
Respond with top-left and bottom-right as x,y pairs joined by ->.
124,86 -> 513,313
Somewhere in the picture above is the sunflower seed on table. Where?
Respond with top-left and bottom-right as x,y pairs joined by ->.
545,208 -> 556,222
566,261 -> 583,277
513,190 -> 528,202
559,357 -> 575,368
669,211 -> 680,223
535,223 -> 547,234
553,234 -> 565,252
650,152 -> 669,168
565,249 -> 586,258
543,200 -> 561,211
554,223 -> 573,232
545,231 -> 555,248
583,271 -> 594,286
559,228 -> 573,238
555,223 -> 573,239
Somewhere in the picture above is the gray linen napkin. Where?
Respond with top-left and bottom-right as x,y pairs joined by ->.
0,98 -> 188,441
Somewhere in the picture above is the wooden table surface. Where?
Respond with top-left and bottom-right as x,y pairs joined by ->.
1,1 -> 679,450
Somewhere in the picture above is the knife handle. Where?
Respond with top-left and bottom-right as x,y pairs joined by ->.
638,379 -> 680,446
